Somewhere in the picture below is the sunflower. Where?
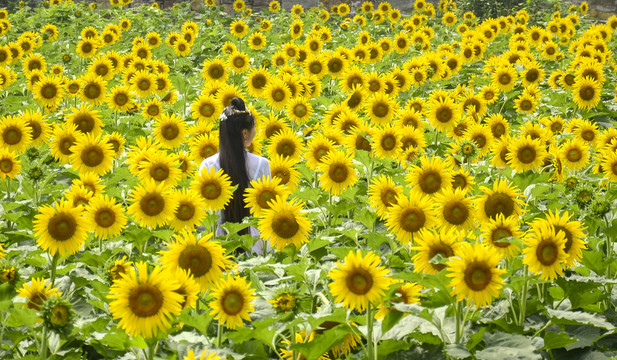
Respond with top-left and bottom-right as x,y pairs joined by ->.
84,194 -> 127,240
17,278 -> 61,310
228,51 -> 250,74
268,128 -> 304,163
506,136 -> 547,173
32,75 -> 64,109
76,38 -> 99,59
364,92 -> 397,125
0,149 -> 21,180
372,125 -> 402,159
141,98 -> 162,119
427,96 -> 461,132
127,180 -> 178,229
476,179 -> 526,222
435,188 -> 476,232
244,176 -> 290,218
481,214 -> 522,259
539,210 -> 586,268
258,195 -> 311,251
108,262 -> 183,338
153,113 -> 186,149
201,58 -> 228,83
447,243 -> 505,308
317,149 -> 358,196
559,138 -> 590,171
0,115 -> 32,154
173,39 -> 191,57
79,73 -> 107,105
23,53 -> 47,75
247,31 -> 266,51
34,200 -> 88,256
66,103 -> 103,136
328,250 -> 391,312
406,156 -> 452,197
209,276 -> 256,329
160,231 -> 232,291
230,19 -> 248,38
572,76 -> 601,110
367,175 -> 403,220
492,65 -> 517,92
385,193 -> 437,245
523,223 -> 568,280
138,151 -> 182,188
270,154 -> 301,191
107,86 -> 134,112
191,167 -> 234,211
264,79 -> 291,111
572,120 -> 599,147
600,152 -> 617,182
70,133 -> 115,176
285,97 -> 313,124
412,228 -> 462,275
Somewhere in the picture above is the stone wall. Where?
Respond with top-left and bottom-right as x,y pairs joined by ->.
569,0 -> 617,20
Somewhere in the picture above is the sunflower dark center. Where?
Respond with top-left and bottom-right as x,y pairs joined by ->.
80,145 -> 104,167
436,107 -> 452,123
150,164 -> 169,181
115,93 -> 128,106
464,262 -> 492,291
443,201 -> 468,225
484,192 -> 514,219
162,124 -> 179,140
419,170 -> 441,194
272,210 -> 299,239
95,208 -> 116,227
346,267 -> 373,295
0,159 -> 12,173
428,244 -> 454,271
84,83 -> 101,99
536,240 -> 559,265
222,290 -> 244,315
48,213 -> 77,241
139,193 -> 165,216
178,244 -> 212,277
276,139 -> 296,157
492,227 -> 512,248
329,163 -> 349,183
257,189 -> 276,209
128,284 -> 163,317
3,127 -> 21,145
41,84 -> 57,99
517,146 -> 536,164
74,114 -> 95,133
381,189 -> 398,208
273,168 -> 290,184
176,202 -> 195,221
400,207 -> 425,233
553,225 -> 573,253
59,136 -> 75,155
201,181 -> 222,200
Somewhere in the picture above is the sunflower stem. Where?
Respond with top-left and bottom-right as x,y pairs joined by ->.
217,321 -> 223,347
291,325 -> 297,360
454,301 -> 462,344
366,302 -> 375,360
41,325 -> 48,360
518,267 -> 529,327
6,177 -> 11,200
147,340 -> 156,360
50,252 -> 59,287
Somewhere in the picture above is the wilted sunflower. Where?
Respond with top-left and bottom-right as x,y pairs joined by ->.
317,149 -> 358,195
209,275 -> 256,329
523,223 -> 568,280
34,200 -> 88,256
447,243 -> 505,308
258,195 -> 311,251
17,278 -> 61,310
328,250 -> 392,312
476,179 -> 526,222
190,167 -> 234,211
127,180 -> 178,228
160,231 -> 233,291
84,194 -> 127,240
108,262 -> 183,338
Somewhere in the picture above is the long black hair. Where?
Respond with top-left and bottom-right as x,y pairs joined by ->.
219,97 -> 255,233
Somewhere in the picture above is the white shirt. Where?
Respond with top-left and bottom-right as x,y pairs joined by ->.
199,151 -> 271,253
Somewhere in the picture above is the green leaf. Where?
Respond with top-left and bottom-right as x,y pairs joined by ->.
543,331 -> 577,350
475,332 -> 541,360
178,311 -> 213,336
467,326 -> 486,351
292,324 -> 351,360
7,307 -> 38,327
381,309 -> 404,334
546,309 -> 615,330
378,339 -> 413,357
444,343 -> 472,359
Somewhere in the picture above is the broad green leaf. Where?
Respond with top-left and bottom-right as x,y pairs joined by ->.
475,332 -> 541,360
546,309 -> 615,330
292,324 -> 351,360
542,331 -> 577,350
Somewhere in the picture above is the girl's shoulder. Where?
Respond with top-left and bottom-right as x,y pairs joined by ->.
246,152 -> 269,163
199,153 -> 220,173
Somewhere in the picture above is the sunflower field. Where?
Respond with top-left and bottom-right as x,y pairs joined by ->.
1,0 -> 617,359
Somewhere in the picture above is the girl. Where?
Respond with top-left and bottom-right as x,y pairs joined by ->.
199,97 -> 270,253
